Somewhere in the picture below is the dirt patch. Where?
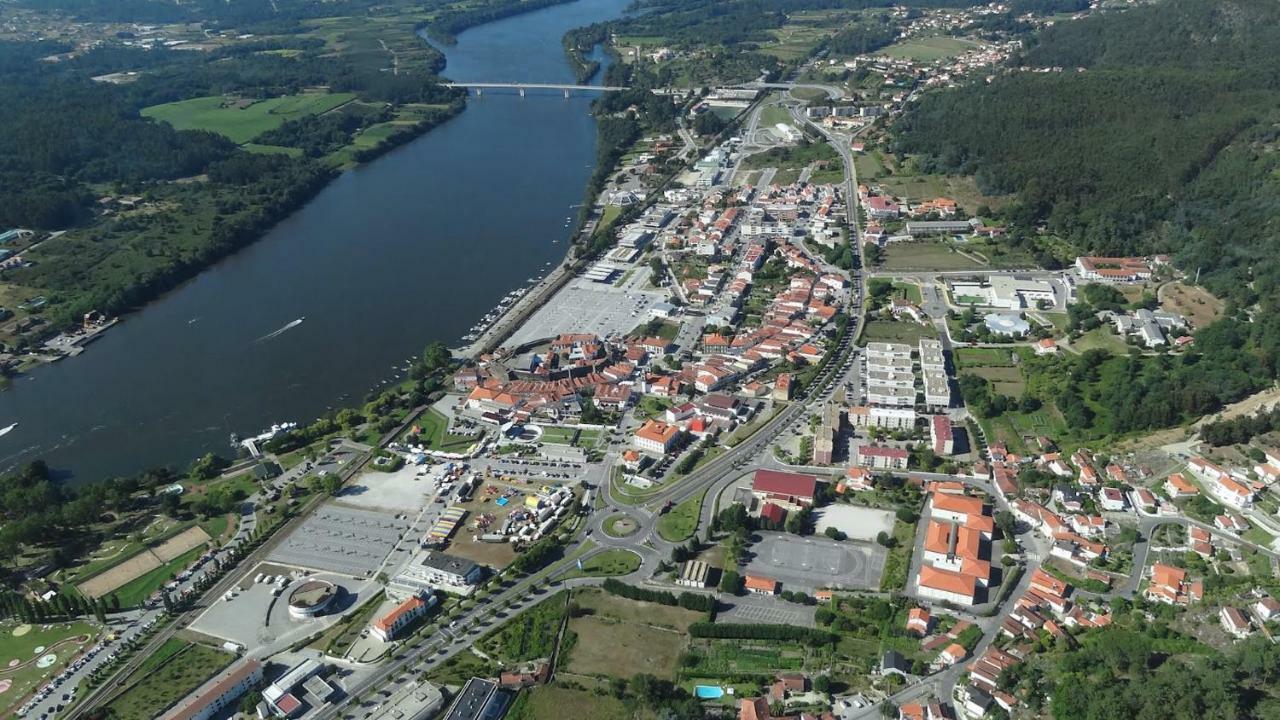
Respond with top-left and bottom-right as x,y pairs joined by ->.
1160,282 -> 1224,329
152,526 -> 211,562
77,552 -> 162,599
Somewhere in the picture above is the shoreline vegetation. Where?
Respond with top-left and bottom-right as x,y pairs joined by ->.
0,0 -> 606,369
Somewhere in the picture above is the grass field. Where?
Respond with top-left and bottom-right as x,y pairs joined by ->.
506,685 -> 633,720
0,621 -> 97,717
602,514 -> 639,538
880,242 -> 986,271
563,549 -> 642,579
142,92 -> 356,144
105,642 -> 232,720
879,519 -> 918,592
563,589 -> 702,681
967,365 -> 1025,396
657,489 -> 705,542
1073,326 -> 1131,355
881,35 -> 980,62
861,319 -> 938,344
481,593 -> 567,664
955,347 -> 1019,369
413,407 -> 478,452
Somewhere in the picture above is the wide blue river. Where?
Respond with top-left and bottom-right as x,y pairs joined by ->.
0,0 -> 630,482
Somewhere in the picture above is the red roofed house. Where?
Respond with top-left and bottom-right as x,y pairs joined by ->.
752,470 -> 818,511
744,574 -> 779,595
907,607 -> 932,636
1164,472 -> 1198,498
740,697 -> 772,720
930,415 -> 954,455
760,502 -> 787,526
372,594 -> 432,642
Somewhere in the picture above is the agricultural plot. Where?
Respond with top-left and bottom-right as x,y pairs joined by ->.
505,686 -> 632,720
104,642 -> 232,720
861,320 -> 938,344
141,92 -> 356,144
563,590 -> 701,680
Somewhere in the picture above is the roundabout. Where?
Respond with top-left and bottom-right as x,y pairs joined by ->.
601,514 -> 639,538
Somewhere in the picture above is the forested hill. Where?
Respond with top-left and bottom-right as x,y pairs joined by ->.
891,0 -> 1280,305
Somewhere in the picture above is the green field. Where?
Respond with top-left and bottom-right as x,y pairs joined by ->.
104,642 -> 233,720
0,621 -> 97,717
955,347 -> 1019,369
563,549 -> 642,579
142,92 -> 357,144
506,686 -> 633,720
861,319 -> 938,344
412,407 -> 478,452
656,489 -> 705,542
1074,326 -> 1132,354
879,241 -> 987,271
881,35 -> 981,62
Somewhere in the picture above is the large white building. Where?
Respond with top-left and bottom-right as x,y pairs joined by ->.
391,551 -> 483,599
950,276 -> 1055,310
848,406 -> 916,431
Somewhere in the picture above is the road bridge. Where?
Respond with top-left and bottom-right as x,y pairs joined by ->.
444,82 -> 628,97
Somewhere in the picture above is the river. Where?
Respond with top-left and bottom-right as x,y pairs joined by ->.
0,0 -> 631,483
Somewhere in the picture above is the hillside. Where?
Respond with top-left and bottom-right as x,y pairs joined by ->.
892,0 -> 1280,304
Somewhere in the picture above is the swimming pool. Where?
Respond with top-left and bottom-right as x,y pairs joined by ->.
695,685 -> 725,699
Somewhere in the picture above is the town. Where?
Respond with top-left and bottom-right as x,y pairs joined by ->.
4,1 -> 1280,720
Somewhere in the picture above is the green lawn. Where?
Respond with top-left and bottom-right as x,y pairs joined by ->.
892,281 -> 923,304
413,407 -> 478,452
602,514 -> 638,538
880,242 -> 987,271
105,642 -> 233,720
142,92 -> 356,144
506,685 -> 633,720
955,347 -> 1019,369
0,621 -> 97,717
657,489 -> 706,542
1073,326 -> 1132,355
861,319 -> 938,344
563,549 -> 642,579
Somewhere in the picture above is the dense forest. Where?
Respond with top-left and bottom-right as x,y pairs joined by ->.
898,0 -> 1280,451
893,0 -> 1280,305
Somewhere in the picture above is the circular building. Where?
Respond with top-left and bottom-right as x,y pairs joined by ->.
287,579 -> 339,619
984,312 -> 1031,337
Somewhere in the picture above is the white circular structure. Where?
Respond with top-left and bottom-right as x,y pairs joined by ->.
984,313 -> 1030,337
287,579 -> 338,619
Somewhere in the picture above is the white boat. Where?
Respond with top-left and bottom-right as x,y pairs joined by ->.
0,422 -> 17,437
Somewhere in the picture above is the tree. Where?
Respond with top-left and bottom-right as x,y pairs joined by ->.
719,569 -> 741,594
421,342 -> 451,374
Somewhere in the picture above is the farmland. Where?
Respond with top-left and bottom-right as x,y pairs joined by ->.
103,641 -> 233,720
563,589 -> 703,681
878,242 -> 986,272
142,92 -> 357,145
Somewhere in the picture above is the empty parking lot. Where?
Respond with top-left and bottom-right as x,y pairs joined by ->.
746,533 -> 886,592
717,594 -> 816,627
506,274 -> 665,346
269,504 -> 411,577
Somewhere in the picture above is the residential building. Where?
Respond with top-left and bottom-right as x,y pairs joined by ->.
1145,563 -> 1200,605
1253,597 -> 1280,622
930,415 -> 954,455
848,406 -> 916,431
442,678 -> 511,720
856,444 -> 909,470
907,607 -> 932,636
1164,472 -> 1199,498
1220,607 -> 1253,639
161,659 -> 264,720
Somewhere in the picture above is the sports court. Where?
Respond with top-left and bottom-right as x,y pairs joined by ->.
745,533 -> 886,592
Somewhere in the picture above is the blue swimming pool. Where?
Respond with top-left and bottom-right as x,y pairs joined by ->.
695,685 -> 725,699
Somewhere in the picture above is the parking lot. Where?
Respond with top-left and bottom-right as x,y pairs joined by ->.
717,593 -> 816,627
746,533 -> 886,592
506,275 -> 665,346
269,504 -> 412,577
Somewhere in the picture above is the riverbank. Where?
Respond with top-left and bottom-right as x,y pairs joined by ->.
0,0 -> 635,482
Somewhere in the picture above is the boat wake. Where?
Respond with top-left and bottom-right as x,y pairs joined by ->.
255,317 -> 305,344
